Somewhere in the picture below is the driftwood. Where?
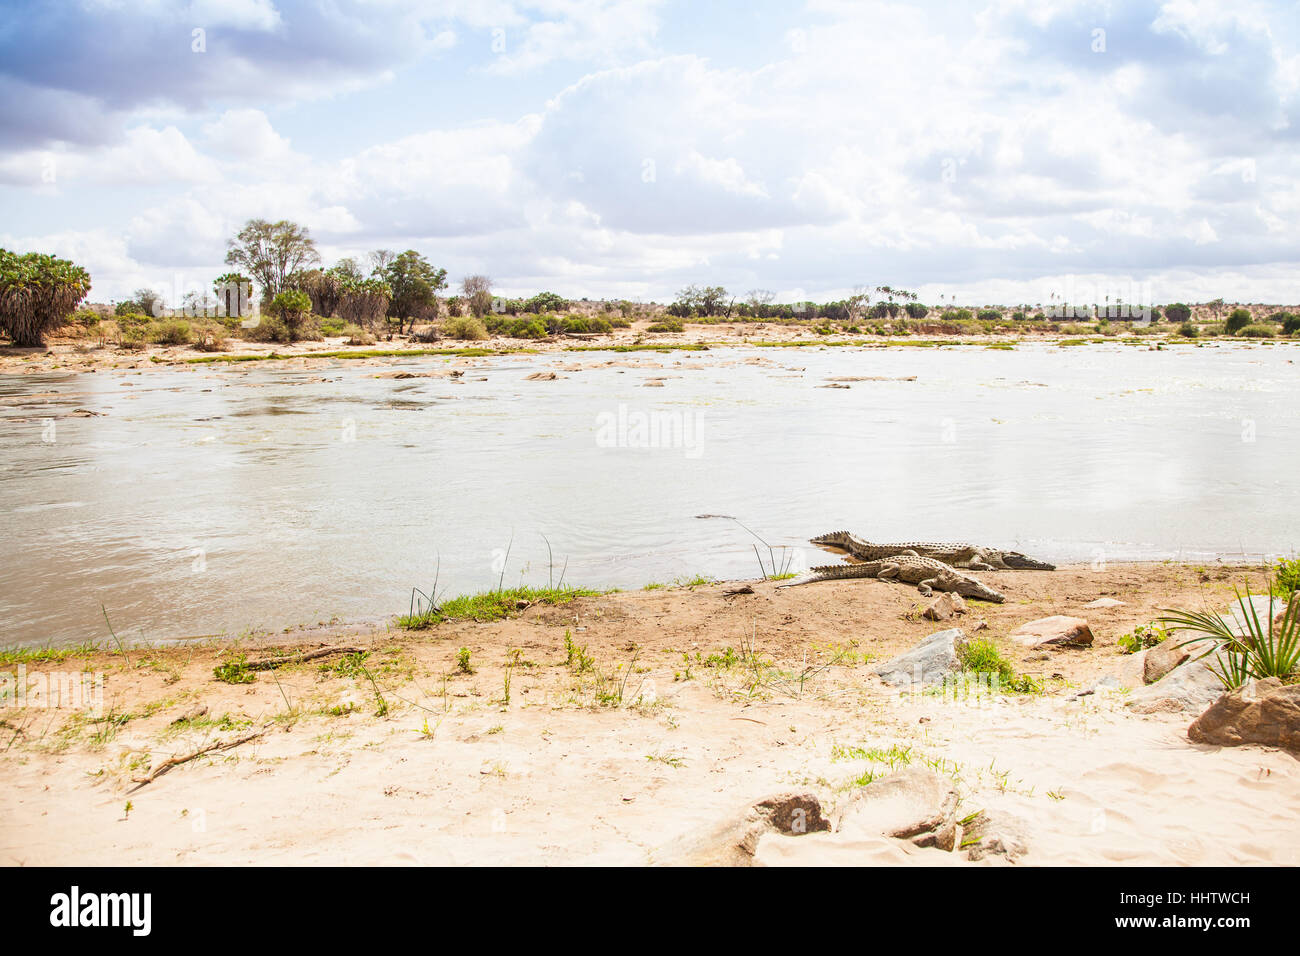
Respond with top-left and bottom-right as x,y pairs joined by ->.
246,646 -> 365,671
129,727 -> 270,792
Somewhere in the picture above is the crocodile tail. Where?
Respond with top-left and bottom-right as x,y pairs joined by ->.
810,530 -> 851,546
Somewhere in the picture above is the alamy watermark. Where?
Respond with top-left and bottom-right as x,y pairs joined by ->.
595,404 -> 705,459
1,665 -> 104,715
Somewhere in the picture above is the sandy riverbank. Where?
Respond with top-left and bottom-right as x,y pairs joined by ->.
3,318 -> 1292,376
3,562 -> 1297,866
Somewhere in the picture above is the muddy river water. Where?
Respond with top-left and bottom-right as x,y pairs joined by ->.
1,341 -> 1296,648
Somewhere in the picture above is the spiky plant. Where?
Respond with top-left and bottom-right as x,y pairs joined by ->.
0,249 -> 92,346
1158,581 -> 1300,689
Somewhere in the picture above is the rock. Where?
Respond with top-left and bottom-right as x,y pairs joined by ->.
1188,678 -> 1300,751
1009,615 -> 1093,649
525,371 -> 558,381
752,792 -> 832,835
1083,598 -> 1125,609
962,810 -> 1030,862
922,593 -> 956,621
652,792 -> 829,865
1127,659 -> 1227,714
873,628 -> 968,687
950,593 -> 966,614
834,768 -> 958,851
1143,632 -> 1198,684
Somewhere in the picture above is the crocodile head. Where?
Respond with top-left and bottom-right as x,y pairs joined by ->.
1000,551 -> 1056,571
939,570 -> 1006,604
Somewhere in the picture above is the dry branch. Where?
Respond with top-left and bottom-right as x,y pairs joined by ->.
129,727 -> 270,792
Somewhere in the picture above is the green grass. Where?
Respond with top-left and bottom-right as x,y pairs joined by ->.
397,585 -> 600,629
0,640 -> 101,666
213,653 -> 256,684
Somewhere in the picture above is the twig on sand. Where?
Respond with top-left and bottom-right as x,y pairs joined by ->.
245,646 -> 364,671
128,727 -> 270,792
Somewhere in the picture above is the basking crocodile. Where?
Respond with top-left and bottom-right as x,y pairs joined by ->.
811,531 -> 1055,571
776,551 -> 1006,603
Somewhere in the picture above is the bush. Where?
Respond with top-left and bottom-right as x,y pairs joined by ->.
1225,308 -> 1252,335
243,314 -> 293,343
269,290 -> 313,342
976,309 -> 1001,322
146,318 -> 192,345
341,323 -> 375,346
1275,558 -> 1300,596
1178,321 -> 1198,338
1238,324 -> 1274,338
1164,303 -> 1192,323
905,303 -> 928,319
191,320 -> 227,352
647,320 -> 684,333
508,319 -> 547,339
0,249 -> 93,346
1283,314 -> 1300,336
442,315 -> 488,340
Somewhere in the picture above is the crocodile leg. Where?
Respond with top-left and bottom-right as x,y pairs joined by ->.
917,577 -> 938,596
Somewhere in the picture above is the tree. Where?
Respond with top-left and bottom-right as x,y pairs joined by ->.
224,219 -> 320,299
461,274 -> 493,318
1226,308 -> 1252,335
368,249 -> 396,275
0,249 -> 92,346
115,287 -> 165,317
291,268 -> 343,318
213,272 -> 254,319
384,251 -> 447,333
1164,302 -> 1192,324
337,277 -> 392,328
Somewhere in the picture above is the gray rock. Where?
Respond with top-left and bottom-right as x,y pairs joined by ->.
834,767 -> 959,851
1083,598 -> 1126,609
962,810 -> 1030,862
1127,659 -> 1228,714
873,628 -> 968,687
1188,678 -> 1300,751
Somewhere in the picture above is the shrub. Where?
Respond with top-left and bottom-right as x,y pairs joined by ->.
509,319 -> 547,339
1275,558 -> 1300,596
1283,314 -> 1300,336
1238,324 -> 1274,338
647,320 -> 684,333
341,323 -> 376,346
191,320 -> 227,352
1225,308 -> 1252,335
147,318 -> 192,345
1159,581 -> 1299,688
442,315 -> 488,340
0,249 -> 93,346
905,303 -> 928,319
1178,321 -> 1198,337
976,309 -> 1001,322
1164,303 -> 1191,323
268,289 -> 313,341
243,314 -> 293,343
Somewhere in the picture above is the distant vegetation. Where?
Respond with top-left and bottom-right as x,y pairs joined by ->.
5,221 -> 1300,350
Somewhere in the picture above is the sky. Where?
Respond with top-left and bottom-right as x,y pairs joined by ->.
1,0 -> 1298,307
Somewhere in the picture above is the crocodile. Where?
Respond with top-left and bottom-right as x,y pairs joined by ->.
776,551 -> 1006,603
811,530 -> 1055,571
